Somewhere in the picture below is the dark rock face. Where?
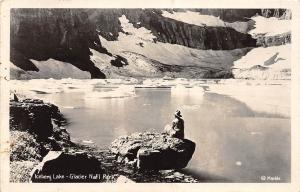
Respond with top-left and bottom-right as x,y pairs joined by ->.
110,55 -> 129,67
260,9 -> 290,19
11,9 -> 107,78
110,132 -> 196,170
31,151 -> 104,182
10,99 -> 56,139
255,32 -> 291,47
10,98 -> 68,141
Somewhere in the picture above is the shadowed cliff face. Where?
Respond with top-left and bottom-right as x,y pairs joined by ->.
11,9 -> 108,78
10,9 -> 263,78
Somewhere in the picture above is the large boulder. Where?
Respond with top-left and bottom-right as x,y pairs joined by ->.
110,132 -> 195,170
30,151 -> 104,183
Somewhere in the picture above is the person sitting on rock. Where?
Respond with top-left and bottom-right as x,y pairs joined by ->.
165,110 -> 185,139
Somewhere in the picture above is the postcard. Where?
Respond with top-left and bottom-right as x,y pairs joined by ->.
1,0 -> 300,191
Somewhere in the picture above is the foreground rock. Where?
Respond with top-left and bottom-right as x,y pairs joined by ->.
10,98 -> 67,140
31,151 -> 104,183
10,98 -> 72,182
110,132 -> 196,170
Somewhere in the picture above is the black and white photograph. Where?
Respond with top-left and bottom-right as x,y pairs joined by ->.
1,1 -> 299,189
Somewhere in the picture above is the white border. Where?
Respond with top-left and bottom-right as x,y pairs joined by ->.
1,0 -> 300,191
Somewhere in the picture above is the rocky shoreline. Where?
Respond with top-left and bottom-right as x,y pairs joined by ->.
10,97 -> 198,183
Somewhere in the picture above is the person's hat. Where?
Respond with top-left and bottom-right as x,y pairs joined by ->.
174,110 -> 182,118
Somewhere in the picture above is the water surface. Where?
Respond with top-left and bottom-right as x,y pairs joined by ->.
34,85 -> 290,183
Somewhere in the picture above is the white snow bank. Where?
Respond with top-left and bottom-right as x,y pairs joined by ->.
234,45 -> 290,70
10,59 -> 91,79
249,16 -> 291,37
119,15 -> 156,42
162,10 -> 225,27
233,45 -> 291,80
162,10 -> 251,34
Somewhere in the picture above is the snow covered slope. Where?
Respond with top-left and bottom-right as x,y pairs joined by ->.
10,59 -> 91,79
232,45 -> 291,80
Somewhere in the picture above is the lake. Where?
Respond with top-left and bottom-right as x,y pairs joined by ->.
11,79 -> 291,182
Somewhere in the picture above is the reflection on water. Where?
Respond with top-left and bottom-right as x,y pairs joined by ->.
36,87 -> 290,183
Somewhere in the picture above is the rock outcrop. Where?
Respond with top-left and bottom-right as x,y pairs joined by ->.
9,98 -> 73,182
10,98 -> 67,140
255,32 -> 291,47
30,151 -> 104,183
260,9 -> 290,19
110,132 -> 196,170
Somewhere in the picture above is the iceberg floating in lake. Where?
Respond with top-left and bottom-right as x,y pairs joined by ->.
171,85 -> 205,97
85,85 -> 136,99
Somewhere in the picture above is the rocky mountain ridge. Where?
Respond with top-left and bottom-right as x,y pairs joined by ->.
10,9 -> 291,79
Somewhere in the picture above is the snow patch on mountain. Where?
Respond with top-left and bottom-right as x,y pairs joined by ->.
161,10 -> 226,27
161,10 -> 252,34
232,44 -> 290,80
119,15 -> 156,42
249,16 -> 291,36
10,59 -> 91,79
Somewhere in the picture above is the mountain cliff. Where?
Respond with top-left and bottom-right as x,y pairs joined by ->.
10,9 -> 291,79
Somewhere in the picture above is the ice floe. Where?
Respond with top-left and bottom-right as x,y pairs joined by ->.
84,85 -> 136,99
